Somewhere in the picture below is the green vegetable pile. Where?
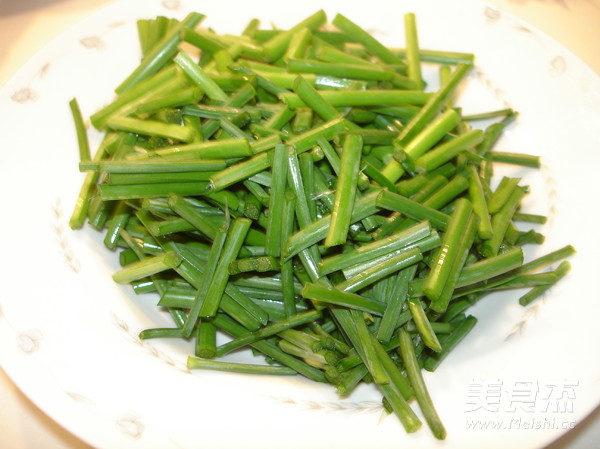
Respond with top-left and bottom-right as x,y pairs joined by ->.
69,9 -> 575,439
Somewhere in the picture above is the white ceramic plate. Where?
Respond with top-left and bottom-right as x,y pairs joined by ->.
1,1 -> 599,448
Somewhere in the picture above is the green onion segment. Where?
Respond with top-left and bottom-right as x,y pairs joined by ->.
70,10 -> 575,440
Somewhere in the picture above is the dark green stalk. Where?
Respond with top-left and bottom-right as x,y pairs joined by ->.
325,134 -> 363,247
106,115 -> 195,143
262,10 -> 327,62
402,109 -> 460,161
182,220 -> 228,337
284,116 -> 348,153
292,75 -> 340,121
499,272 -> 558,288
200,84 -> 256,139
135,85 -> 203,114
82,159 -> 226,173
313,36 -> 372,66
370,334 -> 414,401
284,190 -> 381,260
209,152 -> 271,191
116,12 -> 205,94
395,163 -> 456,197
398,329 -> 446,440
167,194 -> 220,239
174,51 -> 229,102
342,232 -> 440,279
378,382 -> 422,434
182,104 -> 248,120
69,98 -> 91,162
92,66 -> 179,129
481,186 -> 527,258
286,147 -> 312,227
289,58 -> 394,82
407,297 -> 442,352
216,310 -> 322,356
179,26 -> 226,53
403,13 -> 423,90
212,314 -> 327,382
187,356 -> 296,375
107,172 -> 214,185
139,328 -> 186,339
487,176 -> 521,214
264,106 -> 295,130
513,212 -> 547,224
283,27 -> 313,61
349,309 -> 388,384
462,108 -> 515,121
423,198 -> 472,302
377,265 -> 417,344
292,107 -> 314,133
475,112 -> 518,157
243,180 -> 270,207
375,189 -> 449,231
396,63 -> 472,145
423,315 -> 477,371
195,320 -> 217,359
69,133 -> 119,229
331,13 -> 406,65
228,256 -> 281,274
280,190 -> 298,317
151,137 -> 252,159
466,165 -> 493,239
280,89 -> 431,109
519,261 -> 571,306
336,247 -> 423,293
221,283 -> 270,328
422,174 -> 469,210
103,201 -> 131,249
516,245 -> 576,275
199,218 -> 252,318
392,48 -> 475,65
265,144 -> 289,258
301,283 -> 387,316
319,221 -> 431,275
455,246 -> 523,288
317,137 -> 369,191
112,250 -> 182,284
490,151 -> 541,168
414,129 -> 484,173
432,212 -> 478,313
276,341 -> 321,370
